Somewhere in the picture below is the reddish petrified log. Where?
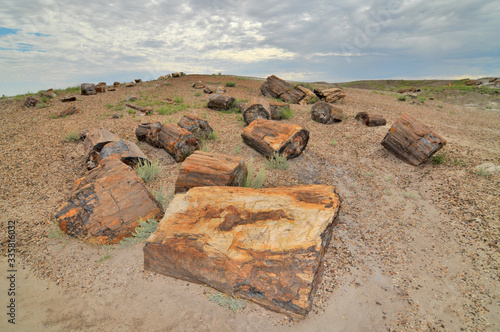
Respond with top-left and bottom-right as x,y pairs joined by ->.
311,101 -> 343,124
313,87 -> 346,103
83,129 -> 120,169
56,106 -> 80,118
55,157 -> 164,244
177,114 -> 213,139
381,113 -> 446,166
135,122 -> 201,162
174,151 -> 245,193
243,98 -> 271,125
143,185 -> 341,319
241,119 -> 309,159
99,140 -> 149,167
260,75 -> 306,104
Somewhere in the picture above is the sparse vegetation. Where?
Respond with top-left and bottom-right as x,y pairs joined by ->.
225,81 -> 236,87
330,138 -> 337,146
432,153 -> 446,165
362,171 -> 374,177
397,95 -> 407,101
105,103 -> 114,109
452,158 -> 467,167
120,217 -> 159,247
134,159 -> 160,183
437,104 -> 444,108
207,131 -> 217,140
194,92 -> 202,97
402,191 -> 419,199
97,253 -> 111,263
242,158 -> 267,188
207,292 -> 246,312
265,152 -> 290,170
64,131 -> 80,142
476,168 -> 491,177
307,96 -> 319,104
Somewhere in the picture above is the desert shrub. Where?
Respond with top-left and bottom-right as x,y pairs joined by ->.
432,153 -> 446,165
265,152 -> 289,170
207,131 -> 217,140
64,131 -> 80,142
174,96 -> 184,104
207,292 -> 246,312
225,81 -> 236,87
476,168 -> 491,177
397,95 -> 407,101
194,92 -> 202,97
242,158 -> 266,188
134,159 -> 160,183
307,96 -> 319,104
120,217 -> 159,246
279,107 -> 294,119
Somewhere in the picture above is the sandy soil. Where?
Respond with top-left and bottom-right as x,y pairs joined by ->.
0,75 -> 499,331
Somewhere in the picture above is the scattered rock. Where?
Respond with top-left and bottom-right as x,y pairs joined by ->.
397,88 -> 421,94
55,157 -> 164,244
107,87 -> 116,92
215,86 -> 226,94
41,88 -> 57,99
125,103 -> 153,115
243,97 -> 270,125
355,112 -> 386,126
313,87 -> 346,103
464,80 -> 481,86
56,106 -> 80,118
177,114 -> 214,139
260,75 -> 306,104
24,96 -> 40,108
475,162 -> 500,174
311,101 -> 343,124
207,94 -> 235,111
95,85 -> 106,93
295,85 -> 318,105
241,119 -> 309,159
113,81 -> 121,87
381,113 -> 446,166
135,122 -> 201,162
135,79 -> 142,83
203,86 -> 214,94
81,83 -> 97,95
99,139 -> 149,168
61,96 -> 76,102
488,78 -> 497,83
112,113 -> 122,119
83,129 -> 121,169
192,81 -> 205,89
125,82 -> 135,88
171,72 -> 180,78
174,151 -> 245,193
143,184 -> 340,319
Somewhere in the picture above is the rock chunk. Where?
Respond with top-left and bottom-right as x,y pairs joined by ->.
311,101 -> 343,124
55,157 -> 163,244
192,81 -> 205,89
61,96 -> 76,102
41,88 -> 57,99
355,112 -> 386,127
207,94 -> 235,111
313,87 -> 346,103
56,106 -> 80,118
99,139 -> 149,167
203,86 -> 214,94
243,97 -> 271,125
81,83 -> 97,95
241,119 -> 309,159
269,102 -> 291,120
260,75 -> 306,104
24,96 -> 40,108
381,113 -> 446,166
83,129 -> 121,169
177,114 -> 214,139
174,151 -> 245,194
143,185 -> 340,319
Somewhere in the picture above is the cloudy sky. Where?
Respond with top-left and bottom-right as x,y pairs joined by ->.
0,0 -> 498,96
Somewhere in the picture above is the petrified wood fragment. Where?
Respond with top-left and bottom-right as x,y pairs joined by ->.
143,185 -> 340,319
83,129 -> 120,169
241,119 -> 309,159
381,113 -> 446,166
174,151 -> 245,193
55,157 -> 164,244
56,106 -> 80,118
243,97 -> 270,125
311,101 -> 343,124
355,112 -> 386,127
260,75 -> 306,104
207,94 -> 235,111
177,114 -> 213,139
81,83 -> 96,95
135,122 -> 201,162
99,139 -> 148,167
313,87 -> 346,103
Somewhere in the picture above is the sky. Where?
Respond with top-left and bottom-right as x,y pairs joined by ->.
0,0 -> 499,96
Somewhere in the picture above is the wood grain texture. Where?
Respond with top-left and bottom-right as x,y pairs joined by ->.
260,75 -> 306,104
310,101 -> 343,124
177,114 -> 213,139
143,185 -> 341,319
83,129 -> 121,169
99,139 -> 148,167
241,119 -> 309,159
243,97 -> 271,125
381,113 -> 446,166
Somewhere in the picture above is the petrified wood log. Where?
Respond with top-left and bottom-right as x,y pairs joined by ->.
243,98 -> 270,125
241,119 -> 309,159
99,140 -> 148,167
25,96 -> 40,108
313,87 -> 346,103
56,106 -> 80,118
144,185 -> 340,319
177,114 -> 213,139
192,81 -> 205,89
55,157 -> 164,244
260,75 -> 306,104
81,83 -> 96,95
174,151 -> 245,194
61,96 -> 77,102
355,112 -> 369,121
135,122 -> 201,162
295,85 -> 317,105
381,113 -> 446,166
83,129 -> 120,169
207,94 -> 235,111
126,103 -> 152,114
311,101 -> 343,124
355,112 -> 386,127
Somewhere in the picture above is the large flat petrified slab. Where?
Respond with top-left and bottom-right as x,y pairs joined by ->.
144,185 -> 340,319
55,157 -> 164,244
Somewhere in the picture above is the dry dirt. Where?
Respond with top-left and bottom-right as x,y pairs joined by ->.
0,74 -> 499,331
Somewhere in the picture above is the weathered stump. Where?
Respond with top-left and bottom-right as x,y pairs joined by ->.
355,112 -> 386,127
177,114 -> 214,139
260,75 -> 306,104
243,98 -> 270,125
207,94 -> 235,111
381,113 -> 446,166
99,140 -> 149,167
81,83 -> 96,95
143,185 -> 340,319
83,129 -> 121,169
311,101 -> 343,124
313,87 -> 346,103
241,119 -> 309,159
135,122 -> 201,162
174,151 -> 245,194
55,157 -> 164,244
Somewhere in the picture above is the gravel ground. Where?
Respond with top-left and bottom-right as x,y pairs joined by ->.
0,74 -> 499,331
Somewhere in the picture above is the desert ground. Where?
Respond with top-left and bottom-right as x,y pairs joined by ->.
0,74 -> 499,331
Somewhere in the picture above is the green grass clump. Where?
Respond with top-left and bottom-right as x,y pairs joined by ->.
120,217 -> 159,247
157,103 -> 189,115
207,292 -> 246,312
476,168 -> 491,177
174,96 -> 184,104
279,106 -> 294,119
194,92 -> 202,97
64,131 -> 80,142
208,131 -> 217,140
296,82 -> 315,91
265,152 -> 289,170
225,81 -> 236,87
397,95 -> 407,101
432,153 -> 446,165
330,138 -> 337,146
242,158 -> 267,188
134,159 -> 160,183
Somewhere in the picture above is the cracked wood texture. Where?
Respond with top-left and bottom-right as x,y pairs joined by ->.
83,129 -> 120,169
174,151 -> 245,194
135,122 -> 201,162
55,157 -> 164,244
243,97 -> 271,125
260,75 -> 306,104
177,114 -> 213,139
381,113 -> 446,166
241,119 -> 309,159
99,139 -> 148,167
143,185 -> 340,319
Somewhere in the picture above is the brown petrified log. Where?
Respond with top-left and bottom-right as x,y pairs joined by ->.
174,151 -> 245,194
83,129 -> 120,169
260,75 -> 306,104
55,157 -> 164,244
177,114 -> 214,139
143,185 -> 340,319
310,101 -> 343,124
207,94 -> 235,111
135,122 -> 201,162
99,139 -> 149,167
295,85 -> 318,105
56,106 -> 80,118
381,113 -> 446,166
243,97 -> 271,125
355,112 -> 386,127
313,87 -> 346,103
241,119 -> 309,159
